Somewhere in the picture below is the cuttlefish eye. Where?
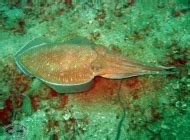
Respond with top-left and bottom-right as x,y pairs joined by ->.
91,63 -> 103,72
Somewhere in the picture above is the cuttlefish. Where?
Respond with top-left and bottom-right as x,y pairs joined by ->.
15,37 -> 174,93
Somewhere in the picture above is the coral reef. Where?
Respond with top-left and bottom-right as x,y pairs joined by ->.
0,0 -> 189,139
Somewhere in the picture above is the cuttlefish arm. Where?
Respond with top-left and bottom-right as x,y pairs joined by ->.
92,46 -> 175,79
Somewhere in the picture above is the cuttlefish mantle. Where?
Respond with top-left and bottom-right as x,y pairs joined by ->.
15,37 -> 174,93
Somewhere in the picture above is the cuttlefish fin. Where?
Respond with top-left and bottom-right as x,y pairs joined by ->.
15,36 -> 51,77
16,36 -> 51,55
100,65 -> 176,79
64,36 -> 96,47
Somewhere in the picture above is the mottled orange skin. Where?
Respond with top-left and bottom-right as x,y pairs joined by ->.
19,43 -> 96,84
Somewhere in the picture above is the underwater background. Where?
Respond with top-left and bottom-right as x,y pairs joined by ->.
0,0 -> 189,139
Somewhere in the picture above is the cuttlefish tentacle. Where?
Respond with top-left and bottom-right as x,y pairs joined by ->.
92,46 -> 174,79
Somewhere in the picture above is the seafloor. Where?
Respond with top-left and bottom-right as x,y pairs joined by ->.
0,0 -> 189,139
